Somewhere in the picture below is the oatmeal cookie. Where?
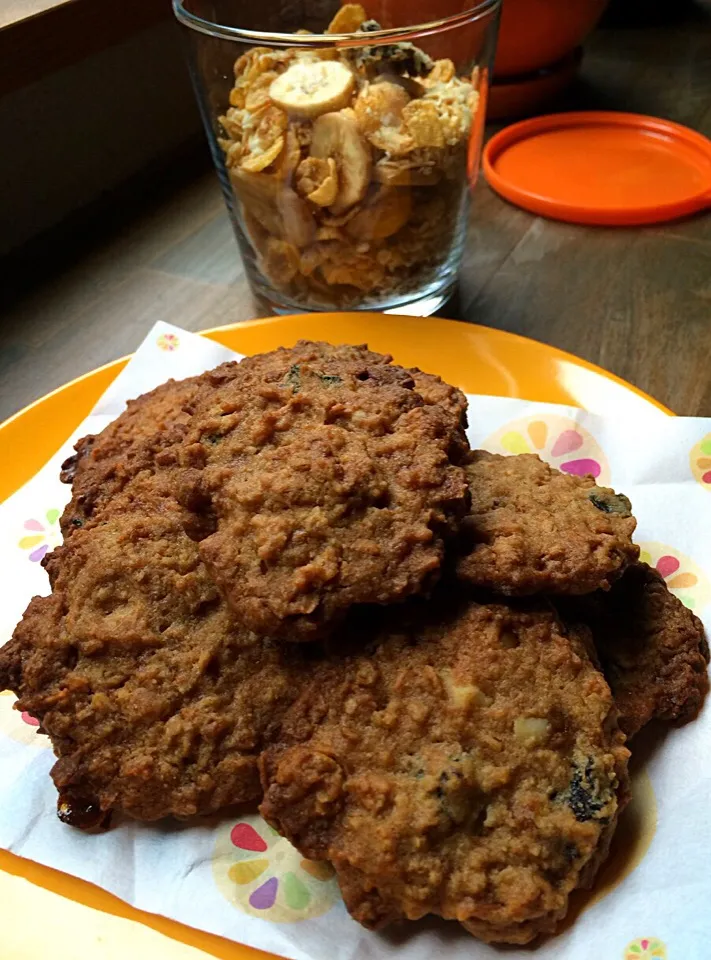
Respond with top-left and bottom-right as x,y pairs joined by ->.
260,591 -> 630,944
183,346 -> 470,640
456,452 -> 638,595
0,497 -> 306,824
57,343 -> 401,540
57,370 -> 239,540
561,562 -> 710,737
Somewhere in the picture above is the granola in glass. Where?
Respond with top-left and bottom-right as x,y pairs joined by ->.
218,4 -> 480,307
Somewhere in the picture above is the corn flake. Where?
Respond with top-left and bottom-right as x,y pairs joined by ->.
241,135 -> 285,172
367,126 -> 415,157
233,47 -> 272,81
426,59 -> 456,85
354,81 -> 410,136
296,157 -> 339,207
402,100 -> 445,149
245,71 -> 279,113
229,86 -> 247,108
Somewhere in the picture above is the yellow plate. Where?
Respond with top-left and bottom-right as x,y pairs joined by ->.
0,314 -> 668,960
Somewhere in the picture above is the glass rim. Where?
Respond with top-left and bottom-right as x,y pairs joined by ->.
172,0 -> 501,47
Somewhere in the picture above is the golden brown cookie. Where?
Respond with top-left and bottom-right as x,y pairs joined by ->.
259,591 -> 630,944
561,562 -> 710,737
1,499 -> 306,824
456,451 -> 638,596
57,371 -> 237,540
183,344 -> 469,641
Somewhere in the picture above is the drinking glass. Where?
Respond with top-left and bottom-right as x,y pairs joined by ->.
173,0 -> 501,315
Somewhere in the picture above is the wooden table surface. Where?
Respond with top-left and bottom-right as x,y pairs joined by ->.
2,2 -> 711,423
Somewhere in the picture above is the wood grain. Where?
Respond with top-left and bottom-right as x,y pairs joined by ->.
2,3 -> 711,420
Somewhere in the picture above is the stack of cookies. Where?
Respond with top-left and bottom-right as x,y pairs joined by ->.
2,342 -> 707,946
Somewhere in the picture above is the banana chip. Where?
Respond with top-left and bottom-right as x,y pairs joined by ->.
311,111 -> 372,214
270,61 -> 355,118
345,187 -> 412,241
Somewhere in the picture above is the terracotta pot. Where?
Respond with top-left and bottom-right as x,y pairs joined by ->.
494,0 -> 609,78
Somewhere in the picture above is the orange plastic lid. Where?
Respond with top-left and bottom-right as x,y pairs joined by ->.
483,111 -> 711,226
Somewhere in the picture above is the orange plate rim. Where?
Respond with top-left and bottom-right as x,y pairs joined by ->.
0,314 -> 671,434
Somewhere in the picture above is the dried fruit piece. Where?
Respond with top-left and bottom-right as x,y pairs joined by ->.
270,61 -> 355,119
345,187 -> 412,241
351,29 -> 434,78
588,491 -> 633,516
557,758 -> 614,824
296,157 -> 339,207
310,111 -> 372,214
326,3 -> 367,33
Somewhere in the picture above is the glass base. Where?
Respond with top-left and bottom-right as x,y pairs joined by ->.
252,275 -> 458,319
